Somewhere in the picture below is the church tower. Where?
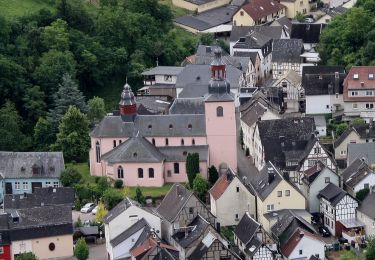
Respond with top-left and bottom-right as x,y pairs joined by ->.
205,49 -> 237,173
119,82 -> 137,122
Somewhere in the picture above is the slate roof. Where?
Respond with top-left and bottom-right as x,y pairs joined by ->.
0,152 -> 64,179
156,184 -> 193,223
174,5 -> 238,31
240,0 -> 285,21
263,209 -> 312,221
233,30 -> 272,49
291,23 -> 326,43
357,192 -> 375,219
272,70 -> 302,88
110,218 -> 150,247
302,161 -> 327,185
241,102 -> 268,127
281,228 -> 323,257
326,6 -> 347,17
348,142 -> 375,165
234,213 -> 260,246
302,66 -> 346,96
101,136 -> 164,164
142,66 -> 183,76
342,158 -> 374,188
91,114 -> 206,138
169,98 -> 205,115
172,215 -> 210,248
272,39 -> 303,63
335,123 -> 375,147
209,169 -> 236,200
76,226 -> 99,236
270,16 -> 292,35
135,96 -> 171,114
230,25 -> 283,43
159,145 -> 208,162
318,183 -> 352,206
233,51 -> 259,67
4,187 -> 75,209
104,197 -> 139,224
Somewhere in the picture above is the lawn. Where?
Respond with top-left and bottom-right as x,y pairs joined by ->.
0,0 -> 54,19
159,0 -> 190,18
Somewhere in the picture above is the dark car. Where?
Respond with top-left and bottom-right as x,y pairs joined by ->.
338,237 -> 348,244
319,226 -> 331,237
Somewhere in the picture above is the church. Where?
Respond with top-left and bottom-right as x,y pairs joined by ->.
89,49 -> 237,187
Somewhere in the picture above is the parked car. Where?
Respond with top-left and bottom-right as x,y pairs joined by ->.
305,17 -> 314,23
80,203 -> 95,213
319,226 -> 331,237
338,237 -> 348,244
92,205 -> 99,215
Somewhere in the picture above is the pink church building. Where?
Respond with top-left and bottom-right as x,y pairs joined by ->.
89,49 -> 237,187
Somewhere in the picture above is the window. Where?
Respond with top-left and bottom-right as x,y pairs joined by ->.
152,138 -> 155,145
326,105 -> 329,109
113,140 -> 116,148
95,141 -> 100,163
267,204 -> 274,212
181,139 -> 184,146
53,182 -> 59,187
149,168 -> 154,178
236,187 -> 239,192
285,190 -> 290,196
138,168 -> 143,178
169,124 -> 173,129
325,177 -> 330,183
216,106 -> 224,117
364,183 -> 370,189
235,214 -> 239,219
118,166 -> 124,178
189,207 -> 194,214
148,124 -> 152,129
369,73 -> 374,80
308,160 -> 316,167
188,124 -> 192,130
314,147 -> 321,154
192,139 -> 195,145
366,103 -> 374,109
174,163 -> 180,174
299,250 -> 303,255
164,75 -> 172,82
240,11 -> 244,16
119,140 -> 122,144
165,138 -> 169,146
49,243 -> 55,251
353,103 -> 358,109
340,150 -> 346,155
277,191 -> 282,197
367,91 -> 373,96
45,181 -> 51,187
351,91 -> 359,96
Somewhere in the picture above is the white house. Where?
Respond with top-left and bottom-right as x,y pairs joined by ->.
209,169 -> 256,226
342,158 -> 375,196
357,192 -> 375,237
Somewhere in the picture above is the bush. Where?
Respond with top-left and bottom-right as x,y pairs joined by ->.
16,252 -> 38,260
114,180 -> 123,189
193,174 -> 209,201
102,189 -> 123,210
60,168 -> 81,187
335,123 -> 348,137
135,186 -> 145,204
208,166 -> 219,186
74,238 -> 89,260
356,188 -> 370,201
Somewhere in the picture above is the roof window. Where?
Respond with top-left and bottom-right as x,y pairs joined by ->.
353,73 -> 359,79
369,73 -> 374,80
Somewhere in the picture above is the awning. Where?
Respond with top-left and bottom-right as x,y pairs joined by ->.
339,218 -> 365,229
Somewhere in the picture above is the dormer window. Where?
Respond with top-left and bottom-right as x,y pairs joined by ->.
133,152 -> 137,158
354,73 -> 359,79
169,124 -> 173,129
21,166 -> 25,172
148,124 -> 152,129
188,124 -> 192,130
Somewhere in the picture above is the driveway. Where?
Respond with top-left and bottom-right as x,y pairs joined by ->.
72,210 -> 96,224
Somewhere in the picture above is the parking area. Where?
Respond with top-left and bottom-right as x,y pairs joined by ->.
72,210 -> 96,224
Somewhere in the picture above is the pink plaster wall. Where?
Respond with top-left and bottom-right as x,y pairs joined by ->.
164,161 -> 208,183
205,101 -> 237,172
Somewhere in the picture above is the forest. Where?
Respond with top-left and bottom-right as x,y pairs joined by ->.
0,0 -> 198,156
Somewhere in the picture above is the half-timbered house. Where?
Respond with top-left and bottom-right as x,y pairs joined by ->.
234,213 -> 276,260
156,184 -> 216,243
272,39 -> 304,79
318,183 -> 359,236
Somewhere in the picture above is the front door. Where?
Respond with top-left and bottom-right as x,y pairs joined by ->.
5,183 -> 12,194
31,182 -> 42,192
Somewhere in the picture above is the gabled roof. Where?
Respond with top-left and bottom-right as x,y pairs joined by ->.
110,218 -> 150,247
209,169 -> 237,200
234,213 -> 260,245
335,123 -> 375,147
270,16 -> 292,35
0,152 -> 64,179
281,228 -> 323,257
233,30 -> 272,49
342,158 -> 374,188
142,66 -> 183,76
103,197 -> 139,224
272,70 -> 302,88
240,102 -> 268,127
230,25 -> 283,42
100,136 -> 164,164
131,237 -> 178,260
172,215 -> 210,248
156,184 -> 193,223
291,23 -> 326,43
302,161 -> 327,185
272,39 -> 303,63
318,183 -> 353,206
240,0 -> 285,21
348,142 -> 375,165
169,98 -> 205,115
358,192 -> 375,219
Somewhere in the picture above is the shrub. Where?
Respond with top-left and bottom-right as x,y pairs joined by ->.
356,188 -> 370,201
74,238 -> 89,260
114,180 -> 123,189
60,168 -> 81,187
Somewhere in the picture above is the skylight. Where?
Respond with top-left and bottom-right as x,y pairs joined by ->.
353,73 -> 359,79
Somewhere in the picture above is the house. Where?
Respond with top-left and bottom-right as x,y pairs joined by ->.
342,158 -> 375,195
315,6 -> 347,24
233,213 -> 275,260
314,116 -> 327,137
334,123 -> 375,164
209,169 -> 256,226
0,205 -> 73,259
299,161 -> 340,213
130,235 -> 179,260
272,39 -> 304,79
172,0 -> 231,13
303,66 -> 346,115
156,184 -> 216,243
249,162 -> 306,228
90,49 -> 238,182
103,197 -> 161,256
232,0 -> 286,26
347,142 -> 375,165
280,0 -> 310,18
270,70 -> 303,113
270,16 -> 293,36
280,228 -> 325,260
233,51 -> 262,88
263,209 -> 313,233
343,66 -> 375,122
171,214 -> 240,260
357,192 -> 375,237
318,183 -> 360,236
0,152 -> 64,202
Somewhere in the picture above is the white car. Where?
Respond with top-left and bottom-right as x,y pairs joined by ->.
80,203 -> 95,213
305,17 -> 314,23
91,205 -> 99,215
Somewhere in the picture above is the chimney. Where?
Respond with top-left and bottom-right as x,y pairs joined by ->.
268,167 -> 275,184
216,222 -> 221,234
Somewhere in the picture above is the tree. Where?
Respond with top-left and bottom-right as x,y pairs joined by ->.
0,101 -> 27,151
15,252 -> 38,260
366,237 -> 375,260
335,123 -> 348,137
33,117 -> 55,151
95,177 -> 110,197
75,216 -> 83,227
74,238 -> 89,260
41,18 -> 70,51
23,86 -> 47,124
95,201 -> 108,222
87,96 -> 106,124
135,186 -> 145,204
60,168 -> 82,187
208,165 -> 219,186
55,106 -> 90,162
193,174 -> 209,201
356,188 -> 370,201
295,13 -> 304,22
186,153 -> 200,187
114,180 -> 123,189
102,189 -> 123,210
200,33 -> 215,45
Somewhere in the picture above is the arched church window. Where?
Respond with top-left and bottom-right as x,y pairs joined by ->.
216,106 -> 224,117
96,141 -> 100,163
117,166 -> 124,179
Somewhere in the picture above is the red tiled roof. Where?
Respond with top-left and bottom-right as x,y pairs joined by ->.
130,238 -> 177,258
209,173 -> 233,200
241,0 -> 285,21
281,228 -> 323,257
343,66 -> 375,101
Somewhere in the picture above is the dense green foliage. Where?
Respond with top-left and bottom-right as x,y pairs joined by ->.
366,237 -> 375,260
340,250 -> 359,260
0,0 -> 198,152
356,188 -> 370,201
208,165 -> 219,186
186,153 -> 200,187
60,167 -> 82,186
102,188 -> 123,210
15,252 -> 38,260
74,238 -> 89,260
193,174 -> 209,201
135,186 -> 145,204
319,0 -> 375,68
114,179 -> 124,189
